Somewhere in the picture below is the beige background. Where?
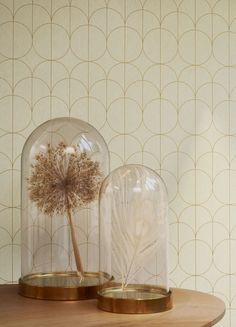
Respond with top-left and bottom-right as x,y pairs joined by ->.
0,0 -> 235,326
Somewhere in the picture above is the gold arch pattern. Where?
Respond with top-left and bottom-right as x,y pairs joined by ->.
0,0 -> 235,325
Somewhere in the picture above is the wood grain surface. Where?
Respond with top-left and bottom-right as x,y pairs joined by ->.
0,285 -> 225,327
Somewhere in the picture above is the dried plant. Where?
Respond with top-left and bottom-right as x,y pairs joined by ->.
28,141 -> 103,276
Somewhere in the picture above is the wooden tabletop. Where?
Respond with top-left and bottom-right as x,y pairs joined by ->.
0,285 -> 225,327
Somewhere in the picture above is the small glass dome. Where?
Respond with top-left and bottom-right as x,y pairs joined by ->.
19,117 -> 109,300
98,164 -> 172,313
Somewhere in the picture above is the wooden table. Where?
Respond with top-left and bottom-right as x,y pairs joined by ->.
0,285 -> 225,327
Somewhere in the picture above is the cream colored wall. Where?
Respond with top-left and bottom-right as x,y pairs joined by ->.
0,0 -> 234,325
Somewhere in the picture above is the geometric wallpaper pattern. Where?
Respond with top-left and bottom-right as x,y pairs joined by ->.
0,0 -> 235,325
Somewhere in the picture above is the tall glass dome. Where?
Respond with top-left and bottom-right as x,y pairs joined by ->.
19,117 -> 109,300
98,164 -> 172,313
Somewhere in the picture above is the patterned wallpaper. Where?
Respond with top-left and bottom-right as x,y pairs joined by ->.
0,0 -> 235,325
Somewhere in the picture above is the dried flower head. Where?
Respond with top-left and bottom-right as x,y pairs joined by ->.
28,142 -> 103,216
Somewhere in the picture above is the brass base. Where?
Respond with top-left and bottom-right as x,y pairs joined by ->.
19,271 -> 101,300
98,285 -> 172,314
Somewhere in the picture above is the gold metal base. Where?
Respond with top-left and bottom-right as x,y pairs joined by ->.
98,285 -> 172,314
19,271 -> 101,301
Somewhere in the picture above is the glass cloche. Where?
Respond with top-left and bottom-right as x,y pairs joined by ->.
98,164 -> 172,313
19,117 -> 109,300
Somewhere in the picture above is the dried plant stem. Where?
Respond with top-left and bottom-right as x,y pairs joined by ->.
28,142 -> 102,279
67,208 -> 84,277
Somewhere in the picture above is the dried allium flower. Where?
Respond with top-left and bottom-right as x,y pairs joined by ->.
28,142 -> 102,215
28,141 -> 103,276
